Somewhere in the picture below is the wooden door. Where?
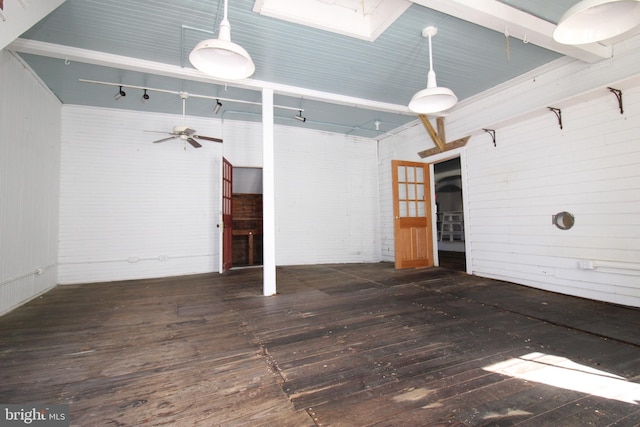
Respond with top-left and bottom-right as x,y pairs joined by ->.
222,157 -> 233,272
392,160 -> 434,269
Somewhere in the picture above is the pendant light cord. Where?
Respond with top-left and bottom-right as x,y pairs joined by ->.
428,33 -> 434,72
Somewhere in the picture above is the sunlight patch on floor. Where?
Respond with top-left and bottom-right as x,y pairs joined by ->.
484,352 -> 640,405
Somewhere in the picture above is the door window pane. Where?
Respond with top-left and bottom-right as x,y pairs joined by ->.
416,167 -> 424,183
407,184 -> 416,201
417,183 -> 424,201
398,166 -> 406,182
418,202 -> 425,217
399,183 -> 407,200
409,202 -> 417,217
400,201 -> 408,217
407,167 -> 415,182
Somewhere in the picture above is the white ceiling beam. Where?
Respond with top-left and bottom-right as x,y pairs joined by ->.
0,0 -> 67,51
410,0 -> 612,63
8,38 -> 413,115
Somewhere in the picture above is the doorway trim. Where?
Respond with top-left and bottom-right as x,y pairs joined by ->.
429,149 -> 471,274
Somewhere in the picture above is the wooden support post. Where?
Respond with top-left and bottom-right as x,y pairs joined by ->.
262,88 -> 276,296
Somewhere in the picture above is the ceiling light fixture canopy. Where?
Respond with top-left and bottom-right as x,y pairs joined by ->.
553,0 -> 640,45
189,0 -> 255,80
408,26 -> 457,115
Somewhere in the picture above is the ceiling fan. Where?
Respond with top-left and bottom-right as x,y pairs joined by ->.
147,92 -> 223,148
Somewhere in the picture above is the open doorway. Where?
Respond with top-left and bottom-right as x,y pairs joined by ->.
232,167 -> 263,267
434,158 -> 466,271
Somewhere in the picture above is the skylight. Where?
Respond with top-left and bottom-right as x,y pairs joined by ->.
252,0 -> 411,41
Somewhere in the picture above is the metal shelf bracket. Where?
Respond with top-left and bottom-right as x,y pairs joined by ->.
608,87 -> 623,114
483,128 -> 496,147
548,107 -> 563,129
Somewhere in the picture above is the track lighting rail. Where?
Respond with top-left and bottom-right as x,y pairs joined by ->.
78,79 -> 304,112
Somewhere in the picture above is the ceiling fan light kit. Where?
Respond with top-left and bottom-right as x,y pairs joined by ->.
409,26 -> 458,115
553,0 -> 640,45
189,0 -> 255,80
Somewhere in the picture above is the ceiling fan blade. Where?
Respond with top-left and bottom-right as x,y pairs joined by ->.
194,135 -> 223,143
187,138 -> 202,148
144,130 -> 173,135
152,136 -> 177,143
183,128 -> 197,136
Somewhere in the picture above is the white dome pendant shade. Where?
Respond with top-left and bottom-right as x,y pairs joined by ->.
408,26 -> 457,114
553,0 -> 640,45
189,0 -> 255,80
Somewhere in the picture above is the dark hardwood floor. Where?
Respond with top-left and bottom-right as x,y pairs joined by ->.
438,251 -> 466,271
0,263 -> 638,426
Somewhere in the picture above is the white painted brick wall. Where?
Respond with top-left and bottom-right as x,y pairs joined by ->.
274,127 -> 381,265
59,108 -> 380,284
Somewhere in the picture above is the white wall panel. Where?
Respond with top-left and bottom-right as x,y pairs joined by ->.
464,86 -> 640,307
379,50 -> 640,307
0,51 -> 61,315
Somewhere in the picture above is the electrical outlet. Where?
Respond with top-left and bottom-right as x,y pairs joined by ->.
578,260 -> 595,270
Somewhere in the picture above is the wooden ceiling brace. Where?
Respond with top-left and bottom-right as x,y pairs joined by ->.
418,136 -> 470,158
436,117 -> 446,145
419,114 -> 446,152
417,115 -> 470,158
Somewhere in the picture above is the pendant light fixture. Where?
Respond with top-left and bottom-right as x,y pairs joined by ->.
408,26 -> 457,115
553,0 -> 640,45
189,0 -> 255,80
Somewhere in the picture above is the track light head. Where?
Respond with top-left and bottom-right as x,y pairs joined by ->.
141,89 -> 150,104
214,99 -> 222,115
294,110 -> 306,122
114,86 -> 126,100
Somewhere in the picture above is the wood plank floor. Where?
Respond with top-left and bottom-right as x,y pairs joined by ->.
0,263 -> 639,426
